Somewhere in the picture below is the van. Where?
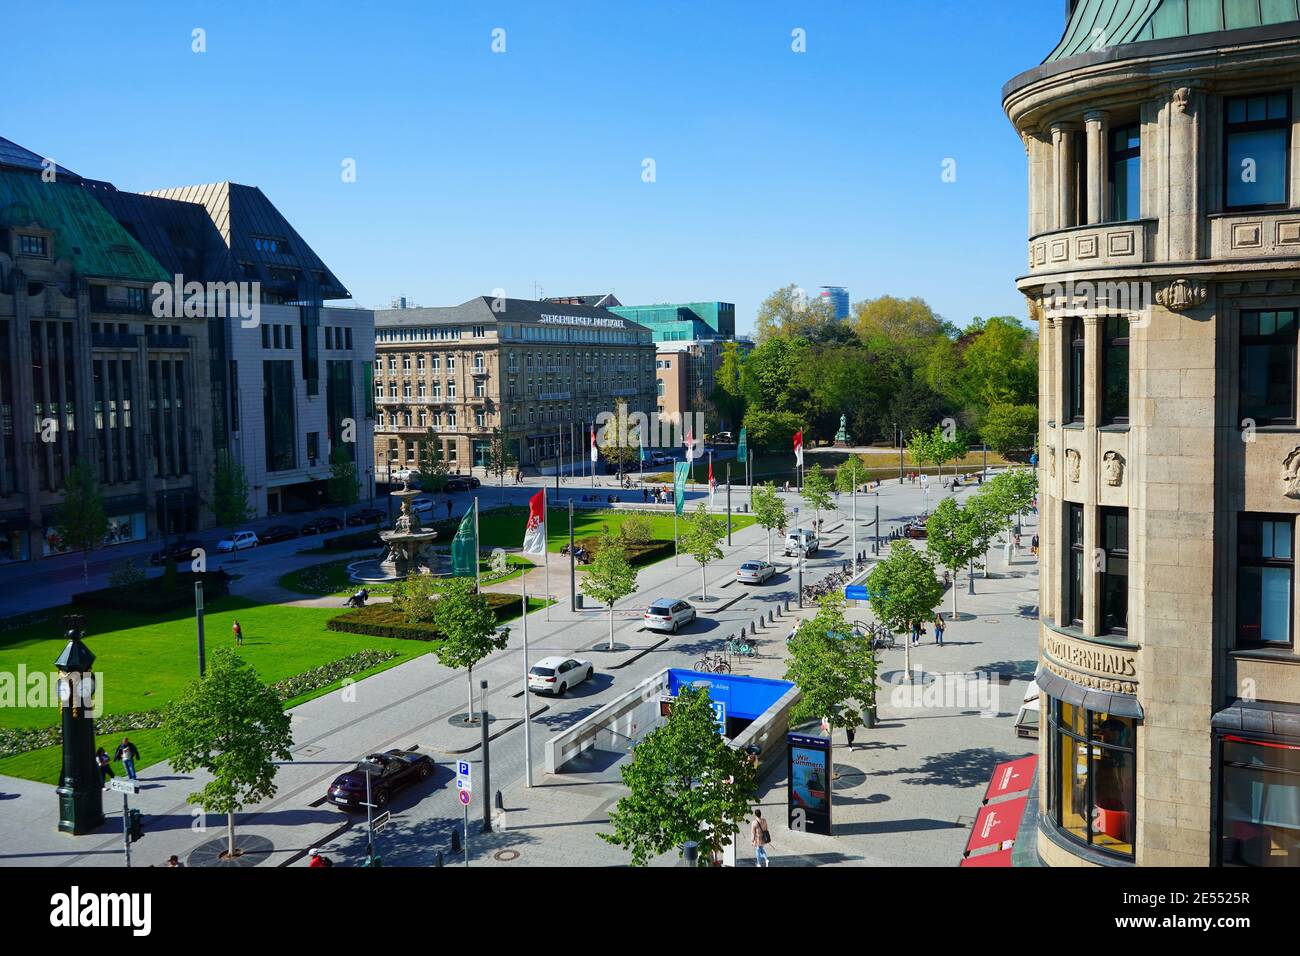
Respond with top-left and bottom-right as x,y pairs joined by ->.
783,529 -> 819,556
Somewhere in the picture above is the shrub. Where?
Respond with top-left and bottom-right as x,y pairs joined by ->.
618,514 -> 654,546
327,592 -> 524,641
393,573 -> 439,624
72,570 -> 230,612
577,536 -> 674,568
108,560 -> 147,589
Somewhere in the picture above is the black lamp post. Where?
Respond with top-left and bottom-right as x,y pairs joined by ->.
55,614 -> 104,834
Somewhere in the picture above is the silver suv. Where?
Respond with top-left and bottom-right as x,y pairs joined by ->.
643,599 -> 697,633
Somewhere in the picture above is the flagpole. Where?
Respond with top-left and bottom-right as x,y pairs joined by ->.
473,496 -> 481,593
521,561 -> 533,787
543,488 -> 551,621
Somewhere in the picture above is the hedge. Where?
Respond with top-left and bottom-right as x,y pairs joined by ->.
71,570 -> 231,613
327,592 -> 523,641
575,536 -> 676,568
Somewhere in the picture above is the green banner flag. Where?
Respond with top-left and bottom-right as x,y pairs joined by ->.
451,505 -> 477,577
673,461 -> 690,516
737,427 -> 748,464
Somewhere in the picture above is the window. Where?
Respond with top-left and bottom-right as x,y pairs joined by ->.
284,325 -> 293,350
325,328 -> 334,350
417,382 -> 426,399
1108,124 -> 1141,221
345,328 -> 352,350
1226,93 -> 1290,209
431,381 -> 441,399
1238,516 -> 1293,647
1218,735 -> 1300,867
1102,317 -> 1129,424
417,354 -> 425,372
447,411 -> 457,429
388,355 -> 397,371
307,432 -> 319,463
1240,309 -> 1297,425
126,287 -> 146,312
447,381 -> 456,399
1067,503 -> 1084,627
475,410 -> 486,428
262,324 -> 271,349
474,352 -> 484,370
1099,508 -> 1127,634
447,354 -> 456,371
1048,701 -> 1137,859
1068,318 -> 1085,423
402,354 -> 411,371
474,381 -> 486,398
18,234 -> 47,256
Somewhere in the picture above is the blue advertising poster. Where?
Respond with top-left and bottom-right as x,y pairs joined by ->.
787,732 -> 832,836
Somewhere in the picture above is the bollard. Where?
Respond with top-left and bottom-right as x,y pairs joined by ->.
450,827 -> 461,855
784,599 -> 790,614
435,850 -> 444,868
750,621 -> 758,636
767,609 -> 774,624
494,790 -> 504,811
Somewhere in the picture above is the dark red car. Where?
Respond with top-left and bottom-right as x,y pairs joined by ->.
326,748 -> 435,811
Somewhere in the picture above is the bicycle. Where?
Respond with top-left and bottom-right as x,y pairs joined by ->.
694,653 -> 731,673
726,639 -> 755,658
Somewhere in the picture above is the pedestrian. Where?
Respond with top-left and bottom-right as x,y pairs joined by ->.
1014,531 -> 1022,551
446,499 -> 453,519
846,724 -> 856,749
750,809 -> 772,867
232,619 -> 243,645
911,619 -> 922,647
96,747 -> 114,789
1031,533 -> 1039,556
642,487 -> 648,503
934,613 -> 946,647
115,736 -> 140,781
164,855 -> 184,868
308,848 -> 333,868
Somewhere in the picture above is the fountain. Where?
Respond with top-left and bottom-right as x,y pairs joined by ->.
348,479 -> 448,583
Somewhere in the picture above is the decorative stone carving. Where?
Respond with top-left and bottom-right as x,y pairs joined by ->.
1065,448 -> 1081,483
1156,278 -> 1208,312
1047,445 -> 1056,478
1282,446 -> 1300,499
1171,86 -> 1192,114
1102,450 -> 1125,487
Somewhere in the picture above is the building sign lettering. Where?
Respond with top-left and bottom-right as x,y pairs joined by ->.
538,313 -> 626,329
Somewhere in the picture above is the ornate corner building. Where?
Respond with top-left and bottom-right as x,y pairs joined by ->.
1005,1 -> 1300,866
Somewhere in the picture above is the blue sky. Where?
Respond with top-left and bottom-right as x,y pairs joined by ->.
5,1 -> 1066,334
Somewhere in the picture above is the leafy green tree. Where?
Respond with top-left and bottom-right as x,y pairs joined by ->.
925,498 -> 983,612
327,443 -> 359,523
54,457 -> 107,585
211,451 -> 253,560
786,595 -> 878,733
599,400 -> 640,479
865,541 -> 944,637
617,513 -> 654,546
680,503 -> 725,600
161,648 -> 294,859
909,424 -> 968,480
956,316 -> 1038,410
583,529 -> 639,650
485,428 -> 518,500
987,467 -> 1038,520
834,456 -> 870,495
980,403 -> 1038,458
417,429 -> 450,492
852,295 -> 946,361
601,685 -> 758,866
755,283 -> 837,343
432,577 -> 510,721
801,465 -> 834,529
393,572 -> 439,624
751,482 -> 788,562
710,340 -> 747,429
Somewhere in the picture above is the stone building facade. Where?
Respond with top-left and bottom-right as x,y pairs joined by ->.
1005,3 -> 1300,867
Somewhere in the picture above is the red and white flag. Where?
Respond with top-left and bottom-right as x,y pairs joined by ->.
522,489 -> 546,555
794,430 -> 804,467
590,425 -> 598,463
708,460 -> 716,488
686,428 -> 695,462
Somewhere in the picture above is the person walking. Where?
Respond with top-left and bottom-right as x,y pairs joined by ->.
95,747 -> 114,789
934,613 -> 946,647
910,619 -> 922,647
307,848 -> 333,868
445,499 -> 453,519
164,855 -> 184,868
846,724 -> 856,749
1031,533 -> 1039,557
232,619 -> 243,646
115,736 -> 140,780
750,809 -> 772,867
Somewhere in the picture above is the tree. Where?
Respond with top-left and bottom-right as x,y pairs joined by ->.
393,572 -> 439,624
710,340 -> 747,429
327,443 -> 359,523
908,424 -> 967,480
751,482 -> 788,562
987,467 -> 1038,520
54,457 -> 107,585
755,283 -> 836,343
583,528 -> 639,650
161,648 -> 294,859
485,428 -> 518,501
865,541 -> 944,638
416,430 -> 450,493
925,498 -> 984,613
680,503 -> 725,600
601,685 -> 757,866
599,399 -> 640,480
211,451 -> 253,561
786,595 -> 878,732
432,577 -> 510,722
980,403 -> 1038,458
834,456 -> 870,495
801,466 -> 833,529
741,407 -> 803,453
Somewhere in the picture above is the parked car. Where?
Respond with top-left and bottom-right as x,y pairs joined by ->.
712,431 -> 735,445
259,525 -> 300,545
643,598 -> 697,633
528,656 -> 595,696
390,468 -> 419,484
326,748 -> 435,811
443,478 -> 471,493
649,451 -> 675,466
149,537 -> 204,566
410,497 -> 436,516
301,516 -> 344,535
736,560 -> 777,584
447,473 -> 481,489
346,508 -> 386,527
216,531 -> 259,553
903,523 -> 928,540
783,529 -> 819,556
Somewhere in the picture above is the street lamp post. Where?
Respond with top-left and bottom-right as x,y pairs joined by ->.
896,424 -> 904,483
480,679 -> 492,834
55,615 -> 104,834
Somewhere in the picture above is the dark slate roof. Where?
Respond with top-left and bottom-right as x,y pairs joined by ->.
0,169 -> 168,282
375,296 -> 651,332
80,181 -> 231,282
140,182 -> 350,300
543,292 -> 622,308
0,136 -> 81,182
1047,0 -> 1300,62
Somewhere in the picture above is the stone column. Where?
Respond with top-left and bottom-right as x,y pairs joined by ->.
1084,110 -> 1109,224
98,356 -> 114,485
1166,86 -> 1201,260
1052,123 -> 1079,230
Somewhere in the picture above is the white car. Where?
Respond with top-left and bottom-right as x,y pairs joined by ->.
784,529 -> 819,556
736,560 -> 776,584
643,599 -> 697,633
410,496 -> 435,516
391,468 -> 418,483
528,656 -> 594,696
649,451 -> 675,466
216,530 -> 259,553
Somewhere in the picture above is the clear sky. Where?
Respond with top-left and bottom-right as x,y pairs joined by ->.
5,1 -> 1067,335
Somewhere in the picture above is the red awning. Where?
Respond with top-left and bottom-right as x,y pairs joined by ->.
964,796 -> 1028,856
959,847 -> 1014,867
983,754 -> 1037,804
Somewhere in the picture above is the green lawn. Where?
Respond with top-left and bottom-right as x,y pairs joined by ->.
278,554 -> 534,597
476,506 -> 755,551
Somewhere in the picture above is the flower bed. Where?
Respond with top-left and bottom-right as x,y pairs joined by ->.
327,593 -> 525,641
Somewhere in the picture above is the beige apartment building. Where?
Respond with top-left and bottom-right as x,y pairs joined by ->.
373,297 -> 656,476
1006,2 -> 1300,867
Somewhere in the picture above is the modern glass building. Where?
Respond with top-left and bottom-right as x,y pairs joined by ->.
608,302 -> 735,343
819,286 -> 849,320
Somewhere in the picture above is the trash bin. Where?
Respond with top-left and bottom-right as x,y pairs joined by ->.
576,593 -> 584,609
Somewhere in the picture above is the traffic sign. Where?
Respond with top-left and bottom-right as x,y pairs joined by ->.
372,810 -> 391,833
458,789 -> 471,806
108,778 -> 139,795
711,701 -> 726,736
844,585 -> 869,601
457,761 -> 471,778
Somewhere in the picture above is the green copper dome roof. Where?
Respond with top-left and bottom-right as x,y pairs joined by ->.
1047,0 -> 1300,62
